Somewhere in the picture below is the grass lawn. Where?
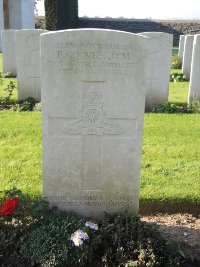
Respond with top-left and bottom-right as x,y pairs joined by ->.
168,81 -> 189,105
0,111 -> 200,204
141,113 -> 200,203
0,112 -> 42,197
0,53 -> 18,103
0,78 -> 18,104
170,67 -> 189,105
170,68 -> 182,74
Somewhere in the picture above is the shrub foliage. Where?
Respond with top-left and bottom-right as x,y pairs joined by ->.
44,0 -> 78,30
171,55 -> 182,69
153,99 -> 200,114
0,188 -> 185,266
44,0 -> 58,30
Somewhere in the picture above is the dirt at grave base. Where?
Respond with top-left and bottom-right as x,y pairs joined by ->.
141,213 -> 200,263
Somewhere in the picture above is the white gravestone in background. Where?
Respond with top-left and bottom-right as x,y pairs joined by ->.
0,0 -> 35,51
2,30 -> 17,75
20,0 -> 35,29
41,29 -> 149,217
178,35 -> 186,60
0,0 -> 4,52
138,32 -> 173,110
188,34 -> 200,103
182,35 -> 194,78
15,29 -> 47,101
8,0 -> 35,29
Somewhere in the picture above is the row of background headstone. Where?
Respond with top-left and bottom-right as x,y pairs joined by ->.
1,29 -> 47,101
1,29 -> 173,110
178,34 -> 200,103
0,0 -> 35,51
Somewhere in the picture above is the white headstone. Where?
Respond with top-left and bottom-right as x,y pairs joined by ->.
178,35 -> 186,60
9,0 -> 35,29
21,0 -> 35,28
15,29 -> 47,101
2,29 -> 17,75
0,0 -> 4,52
41,29 -> 149,218
182,35 -> 194,78
188,34 -> 200,103
0,0 -> 35,52
138,32 -> 173,110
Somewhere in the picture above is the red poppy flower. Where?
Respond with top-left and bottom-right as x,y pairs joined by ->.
1,197 -> 19,216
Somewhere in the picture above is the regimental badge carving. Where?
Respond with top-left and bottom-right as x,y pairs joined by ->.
63,86 -> 123,136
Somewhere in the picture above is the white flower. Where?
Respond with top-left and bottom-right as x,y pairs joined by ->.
85,221 -> 98,230
71,236 -> 83,246
70,229 -> 89,246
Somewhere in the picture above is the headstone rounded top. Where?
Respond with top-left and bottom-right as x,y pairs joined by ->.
137,32 -> 173,43
41,28 -> 149,81
138,32 -> 173,54
41,28 -> 149,40
15,29 -> 47,33
185,35 -> 195,39
194,34 -> 200,42
138,32 -> 172,37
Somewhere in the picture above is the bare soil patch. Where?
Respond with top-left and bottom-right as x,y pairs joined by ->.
141,213 -> 200,265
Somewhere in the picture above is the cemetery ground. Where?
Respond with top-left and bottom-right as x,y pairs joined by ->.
0,52 -> 200,266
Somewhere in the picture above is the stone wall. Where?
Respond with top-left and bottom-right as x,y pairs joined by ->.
77,18 -> 200,46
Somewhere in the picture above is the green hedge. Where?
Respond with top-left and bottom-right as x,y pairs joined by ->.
44,0 -> 58,30
44,0 -> 78,30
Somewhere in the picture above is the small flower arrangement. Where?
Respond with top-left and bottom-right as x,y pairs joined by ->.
70,229 -> 89,246
0,187 -> 52,225
0,187 -> 22,219
85,221 -> 98,230
170,73 -> 188,82
1,197 -> 19,216
70,221 -> 99,246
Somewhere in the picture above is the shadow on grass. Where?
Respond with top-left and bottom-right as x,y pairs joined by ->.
140,201 -> 200,216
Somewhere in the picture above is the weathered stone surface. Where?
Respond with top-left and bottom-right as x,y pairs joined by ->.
15,29 -> 47,101
138,32 -> 173,110
188,34 -> 200,103
178,35 -> 186,59
182,35 -> 194,78
41,29 -> 149,217
2,29 -> 17,75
